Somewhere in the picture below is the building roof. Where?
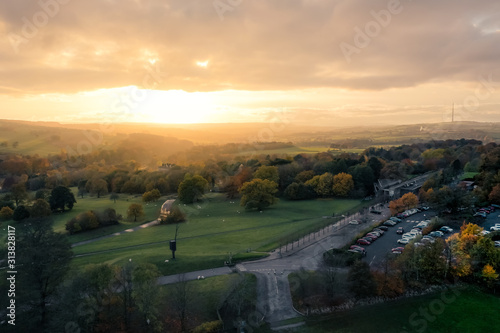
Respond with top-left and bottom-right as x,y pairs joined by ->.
160,199 -> 175,214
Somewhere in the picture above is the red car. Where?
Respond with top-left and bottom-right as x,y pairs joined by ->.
392,247 -> 405,252
357,239 -> 371,245
350,245 -> 365,251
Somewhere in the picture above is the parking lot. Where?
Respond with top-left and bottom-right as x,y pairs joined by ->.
362,210 -> 438,267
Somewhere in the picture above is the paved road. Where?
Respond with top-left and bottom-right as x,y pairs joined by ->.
156,206 -> 392,327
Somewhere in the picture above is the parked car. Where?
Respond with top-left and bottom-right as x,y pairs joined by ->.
396,227 -> 404,234
372,228 -> 385,235
390,217 -> 402,223
440,226 -> 453,233
397,238 -> 410,245
348,249 -> 366,256
429,231 -> 444,237
420,206 -> 430,211
494,241 -> 500,248
421,237 -> 435,243
349,220 -> 359,225
357,239 -> 371,245
350,245 -> 366,251
365,234 -> 379,241
490,226 -> 500,231
474,212 -> 487,218
392,247 -> 405,252
378,226 -> 389,231
383,220 -> 397,226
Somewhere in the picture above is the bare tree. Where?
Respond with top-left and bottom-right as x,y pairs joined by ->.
170,274 -> 191,332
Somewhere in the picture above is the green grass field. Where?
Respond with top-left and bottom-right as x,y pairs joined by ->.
258,287 -> 500,333
161,273 -> 256,325
70,193 -> 362,275
0,189 -> 164,244
461,172 -> 479,180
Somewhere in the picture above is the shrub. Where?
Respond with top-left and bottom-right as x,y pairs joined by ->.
66,208 -> 120,234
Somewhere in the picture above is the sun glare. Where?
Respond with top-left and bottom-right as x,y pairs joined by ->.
196,60 -> 209,68
136,89 -> 216,124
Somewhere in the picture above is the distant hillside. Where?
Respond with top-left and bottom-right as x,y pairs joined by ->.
0,119 -> 498,157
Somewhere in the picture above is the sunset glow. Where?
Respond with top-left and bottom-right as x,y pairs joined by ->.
0,0 -> 499,125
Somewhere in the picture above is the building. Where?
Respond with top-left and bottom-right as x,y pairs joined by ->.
159,199 -> 175,220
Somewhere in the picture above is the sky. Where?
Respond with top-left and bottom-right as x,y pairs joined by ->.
0,0 -> 499,126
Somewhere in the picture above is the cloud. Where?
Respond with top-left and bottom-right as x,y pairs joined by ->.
0,0 -> 499,96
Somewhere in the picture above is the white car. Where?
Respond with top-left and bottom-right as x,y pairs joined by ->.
398,238 -> 410,245
349,220 -> 359,225
490,226 -> 500,231
402,233 -> 416,240
495,241 -> 500,247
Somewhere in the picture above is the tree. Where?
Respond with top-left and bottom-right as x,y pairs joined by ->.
488,184 -> 500,204
332,172 -> 354,197
30,199 -> 51,218
295,170 -> 315,183
316,172 -> 334,197
142,189 -> 161,203
347,261 -> 376,298
13,205 -> 30,221
17,218 -> 72,331
86,178 -> 109,198
253,165 -> 279,183
132,263 -> 163,331
284,182 -> 316,200
11,182 -> 28,206
127,203 -> 144,222
481,264 -> 499,289
178,174 -> 208,204
49,186 -> 76,212
239,179 -> 278,210
0,206 -> 13,220
368,156 -> 383,179
77,180 -> 87,199
110,192 -> 119,203
400,192 -> 419,210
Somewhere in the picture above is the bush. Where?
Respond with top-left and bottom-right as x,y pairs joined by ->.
66,208 -> 120,234
191,320 -> 223,333
323,249 -> 362,267
0,206 -> 14,220
13,205 -> 30,221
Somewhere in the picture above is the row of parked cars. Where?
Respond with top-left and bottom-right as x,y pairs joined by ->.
355,225 -> 390,247
473,205 -> 497,218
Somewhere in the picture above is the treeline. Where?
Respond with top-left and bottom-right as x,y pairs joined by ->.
0,139 -> 492,208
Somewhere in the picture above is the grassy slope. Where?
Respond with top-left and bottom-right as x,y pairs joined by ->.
277,288 -> 500,333
161,273 -> 257,325
70,193 -> 361,274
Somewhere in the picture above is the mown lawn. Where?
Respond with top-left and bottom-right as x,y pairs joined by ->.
70,193 -> 362,274
268,287 -> 500,333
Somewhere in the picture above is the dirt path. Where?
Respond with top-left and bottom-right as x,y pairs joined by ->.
71,219 -> 160,247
